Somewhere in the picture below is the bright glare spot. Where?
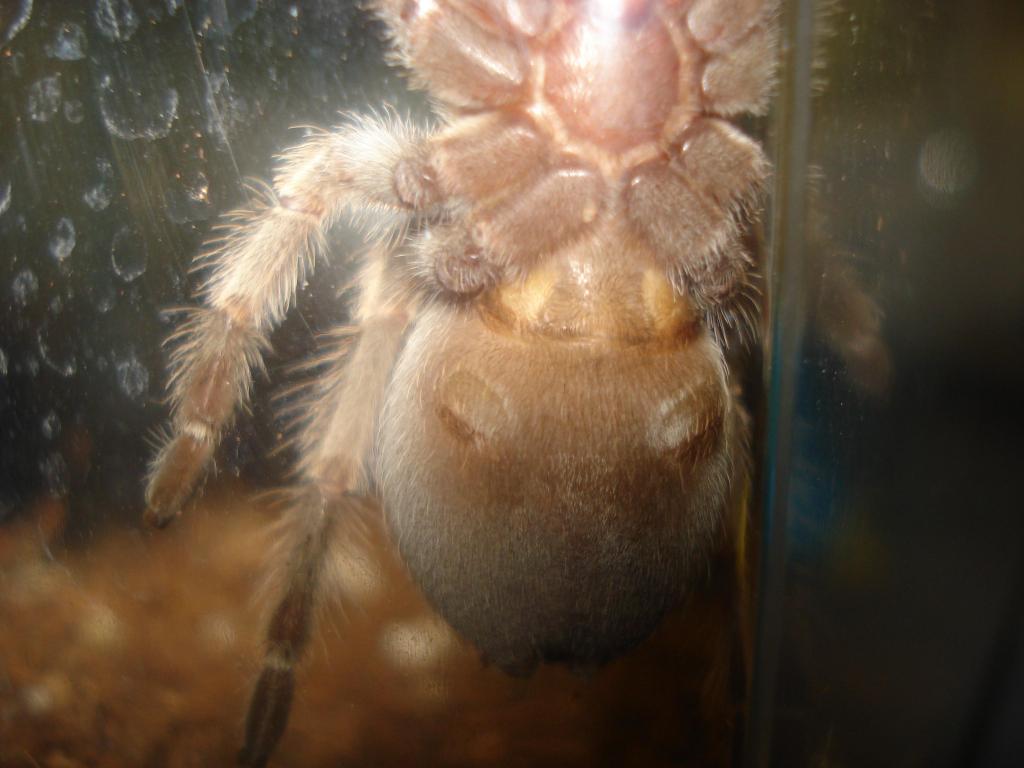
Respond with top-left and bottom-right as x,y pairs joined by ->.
591,0 -> 636,21
417,0 -> 439,18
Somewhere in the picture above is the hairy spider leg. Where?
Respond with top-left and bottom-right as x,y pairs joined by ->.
144,116 -> 440,528
239,247 -> 416,768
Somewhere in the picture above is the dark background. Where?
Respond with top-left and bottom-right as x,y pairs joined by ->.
1,1 -> 1022,766
752,1 -> 1024,766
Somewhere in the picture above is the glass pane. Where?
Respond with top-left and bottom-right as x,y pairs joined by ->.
1,2 -> 763,766
751,1 -> 1024,766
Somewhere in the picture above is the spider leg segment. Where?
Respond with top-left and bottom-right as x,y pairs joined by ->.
374,0 -> 531,109
410,219 -> 502,297
693,0 -> 780,116
144,116 -> 437,529
237,485 -> 335,768
624,117 -> 767,345
239,247 -> 415,768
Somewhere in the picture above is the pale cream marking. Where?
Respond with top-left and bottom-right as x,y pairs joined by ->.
642,268 -> 691,334
499,263 -> 558,326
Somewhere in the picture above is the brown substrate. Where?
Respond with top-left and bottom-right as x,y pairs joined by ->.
0,489 -> 740,767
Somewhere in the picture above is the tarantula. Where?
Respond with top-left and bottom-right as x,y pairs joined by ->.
145,0 -> 778,764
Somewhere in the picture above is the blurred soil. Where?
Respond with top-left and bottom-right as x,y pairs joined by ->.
0,487 -> 742,767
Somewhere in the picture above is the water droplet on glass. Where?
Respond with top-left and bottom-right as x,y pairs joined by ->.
0,348 -> 8,376
0,181 -> 11,216
63,98 -> 84,124
49,217 -> 76,263
1,0 -> 33,47
38,321 -> 77,378
45,21 -> 86,60
83,160 -> 115,210
27,75 -> 61,122
83,183 -> 112,210
110,224 -> 147,281
12,268 -> 38,308
41,410 -> 61,439
165,0 -> 183,14
94,0 -> 139,42
116,351 -> 149,399
98,74 -> 178,140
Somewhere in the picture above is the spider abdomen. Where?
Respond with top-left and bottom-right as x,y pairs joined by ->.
378,246 -> 745,672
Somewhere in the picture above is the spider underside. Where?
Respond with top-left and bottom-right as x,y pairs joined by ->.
145,1 -> 784,765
